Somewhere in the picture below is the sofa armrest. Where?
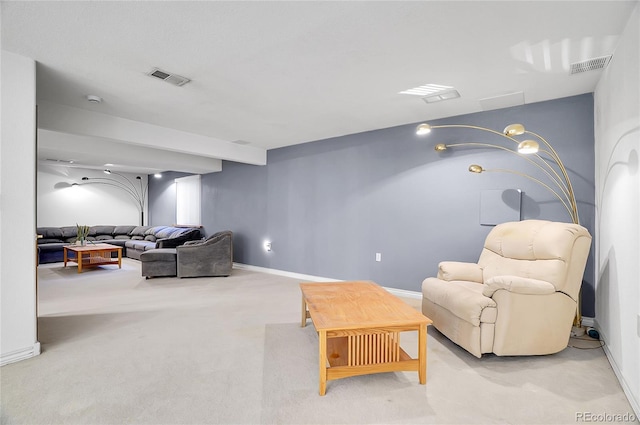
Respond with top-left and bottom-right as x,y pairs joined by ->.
183,239 -> 203,246
482,275 -> 556,298
437,261 -> 483,283
176,231 -> 233,278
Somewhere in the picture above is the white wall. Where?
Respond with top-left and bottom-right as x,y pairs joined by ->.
0,51 -> 40,365
594,4 -> 640,415
37,166 -> 148,227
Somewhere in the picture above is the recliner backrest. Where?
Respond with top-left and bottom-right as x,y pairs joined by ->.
478,220 -> 591,300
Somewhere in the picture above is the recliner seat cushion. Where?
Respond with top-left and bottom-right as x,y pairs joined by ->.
422,278 -> 497,327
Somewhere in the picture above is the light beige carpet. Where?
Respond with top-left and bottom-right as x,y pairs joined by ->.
0,259 -> 636,424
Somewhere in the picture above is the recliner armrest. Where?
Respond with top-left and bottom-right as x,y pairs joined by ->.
437,261 -> 483,283
482,275 -> 556,297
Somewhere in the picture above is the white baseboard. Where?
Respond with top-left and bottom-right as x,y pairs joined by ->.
232,263 -> 422,300
1,342 -> 40,367
594,319 -> 640,418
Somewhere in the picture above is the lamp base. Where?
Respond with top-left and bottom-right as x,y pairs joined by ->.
570,325 -> 586,338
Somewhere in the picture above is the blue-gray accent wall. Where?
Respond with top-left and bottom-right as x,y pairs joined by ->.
150,94 -> 596,316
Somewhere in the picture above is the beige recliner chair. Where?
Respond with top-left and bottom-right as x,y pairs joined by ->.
422,220 -> 591,358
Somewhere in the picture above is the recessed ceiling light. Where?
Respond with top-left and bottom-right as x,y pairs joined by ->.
422,89 -> 461,104
399,84 -> 454,96
86,94 -> 102,103
104,163 -> 114,166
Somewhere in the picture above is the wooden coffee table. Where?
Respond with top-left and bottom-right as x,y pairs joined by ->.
63,243 -> 123,273
300,280 -> 432,395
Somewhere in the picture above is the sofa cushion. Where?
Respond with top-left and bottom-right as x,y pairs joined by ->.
37,227 -> 63,239
38,243 -> 65,252
38,238 -> 64,244
169,228 -> 191,238
152,227 -> 175,238
131,236 -> 144,240
114,235 -> 131,240
95,235 -> 112,241
140,248 -> 177,262
146,226 -> 168,236
114,225 -> 136,235
144,235 -> 157,242
61,226 -> 77,238
90,225 -> 115,236
125,240 -> 154,250
131,226 -> 151,236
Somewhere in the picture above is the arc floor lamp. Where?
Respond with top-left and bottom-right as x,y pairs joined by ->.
79,170 -> 149,226
415,122 -> 584,331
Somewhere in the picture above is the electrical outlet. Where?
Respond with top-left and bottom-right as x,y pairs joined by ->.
375,253 -> 381,262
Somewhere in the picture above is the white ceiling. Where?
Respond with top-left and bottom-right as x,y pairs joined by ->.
2,1 -> 637,173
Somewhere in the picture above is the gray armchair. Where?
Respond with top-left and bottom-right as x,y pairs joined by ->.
176,231 -> 233,278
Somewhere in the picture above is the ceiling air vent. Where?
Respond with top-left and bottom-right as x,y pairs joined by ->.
147,68 -> 191,86
570,55 -> 612,74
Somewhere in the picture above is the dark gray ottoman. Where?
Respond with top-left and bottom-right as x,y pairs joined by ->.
140,248 -> 177,278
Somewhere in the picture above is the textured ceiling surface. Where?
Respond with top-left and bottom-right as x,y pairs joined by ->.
2,1 -> 637,172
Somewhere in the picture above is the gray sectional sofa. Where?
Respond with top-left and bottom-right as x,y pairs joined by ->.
36,225 -> 201,264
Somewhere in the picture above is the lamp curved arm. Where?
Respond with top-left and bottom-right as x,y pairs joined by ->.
433,125 -> 575,212
109,171 -> 146,205
478,167 -> 577,223
443,142 -> 573,204
524,131 -> 579,223
81,180 -> 144,211
424,122 -> 579,224
431,124 -> 521,143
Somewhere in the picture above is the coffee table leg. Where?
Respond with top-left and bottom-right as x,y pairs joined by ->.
77,252 -> 83,273
63,247 -> 68,268
418,323 -> 427,384
301,296 -> 307,327
117,249 -> 122,269
319,329 -> 327,396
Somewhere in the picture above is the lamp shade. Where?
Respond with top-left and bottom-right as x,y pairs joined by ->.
503,123 -> 525,136
517,140 -> 540,154
434,143 -> 447,152
416,123 -> 432,135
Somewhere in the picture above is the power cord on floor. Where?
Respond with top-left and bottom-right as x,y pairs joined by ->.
569,327 -> 605,349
